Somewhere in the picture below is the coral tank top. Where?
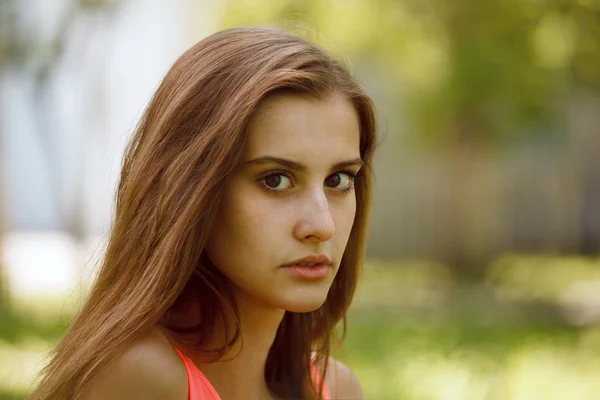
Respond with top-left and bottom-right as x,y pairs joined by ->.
170,344 -> 331,400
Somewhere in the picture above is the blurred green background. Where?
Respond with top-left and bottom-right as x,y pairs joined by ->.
2,0 -> 600,399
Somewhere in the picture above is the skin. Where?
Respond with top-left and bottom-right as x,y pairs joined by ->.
205,91 -> 362,314
86,92 -> 365,400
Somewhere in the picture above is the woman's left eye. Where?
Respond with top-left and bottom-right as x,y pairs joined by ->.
325,172 -> 356,191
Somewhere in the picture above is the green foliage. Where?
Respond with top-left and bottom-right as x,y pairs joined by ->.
334,257 -> 600,399
219,0 -> 600,148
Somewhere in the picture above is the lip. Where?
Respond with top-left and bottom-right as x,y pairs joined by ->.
281,254 -> 332,268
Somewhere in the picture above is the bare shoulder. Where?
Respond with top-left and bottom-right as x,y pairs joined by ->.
325,357 -> 364,400
84,327 -> 187,400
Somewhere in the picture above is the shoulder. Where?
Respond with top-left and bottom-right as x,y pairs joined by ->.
84,327 -> 187,400
324,357 -> 364,400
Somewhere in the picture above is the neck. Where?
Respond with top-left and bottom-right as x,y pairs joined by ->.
186,290 -> 286,400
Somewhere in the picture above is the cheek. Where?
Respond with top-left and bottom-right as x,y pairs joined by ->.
334,196 -> 357,240
206,189 -> 287,267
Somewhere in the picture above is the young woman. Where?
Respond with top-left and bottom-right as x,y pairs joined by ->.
29,26 -> 377,400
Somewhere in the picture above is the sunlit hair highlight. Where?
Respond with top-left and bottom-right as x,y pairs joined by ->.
29,26 -> 377,400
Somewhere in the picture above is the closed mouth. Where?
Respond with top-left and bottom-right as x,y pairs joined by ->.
282,254 -> 332,268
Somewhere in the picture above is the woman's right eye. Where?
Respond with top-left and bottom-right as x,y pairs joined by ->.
261,173 -> 292,192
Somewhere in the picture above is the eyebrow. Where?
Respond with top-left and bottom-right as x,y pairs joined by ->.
244,156 -> 363,172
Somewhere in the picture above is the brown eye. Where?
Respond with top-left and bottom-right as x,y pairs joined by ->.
265,175 -> 282,188
325,172 -> 355,192
325,174 -> 341,187
260,173 -> 292,191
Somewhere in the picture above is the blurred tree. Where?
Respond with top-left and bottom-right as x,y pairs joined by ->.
0,0 -> 116,318
219,0 -> 600,278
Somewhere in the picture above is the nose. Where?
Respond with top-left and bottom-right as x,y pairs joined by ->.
293,189 -> 336,243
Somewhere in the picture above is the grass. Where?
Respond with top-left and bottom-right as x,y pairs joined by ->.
338,315 -> 598,399
3,255 -> 600,399
337,256 -> 600,399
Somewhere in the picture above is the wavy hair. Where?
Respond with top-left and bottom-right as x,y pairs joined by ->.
29,26 -> 377,400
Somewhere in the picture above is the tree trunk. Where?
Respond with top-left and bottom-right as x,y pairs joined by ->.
440,111 -> 490,281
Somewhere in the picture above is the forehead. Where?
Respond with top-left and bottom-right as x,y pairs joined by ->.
244,92 -> 361,161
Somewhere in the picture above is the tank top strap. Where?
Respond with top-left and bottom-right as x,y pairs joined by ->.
169,341 -> 222,400
310,363 -> 332,400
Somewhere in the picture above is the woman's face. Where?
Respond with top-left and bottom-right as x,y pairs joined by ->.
205,92 -> 362,313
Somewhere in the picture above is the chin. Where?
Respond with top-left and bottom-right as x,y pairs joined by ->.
279,294 -> 329,313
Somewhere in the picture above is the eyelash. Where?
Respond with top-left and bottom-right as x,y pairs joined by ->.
258,169 -> 358,195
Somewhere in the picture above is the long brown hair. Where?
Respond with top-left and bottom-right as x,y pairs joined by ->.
29,27 -> 377,400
